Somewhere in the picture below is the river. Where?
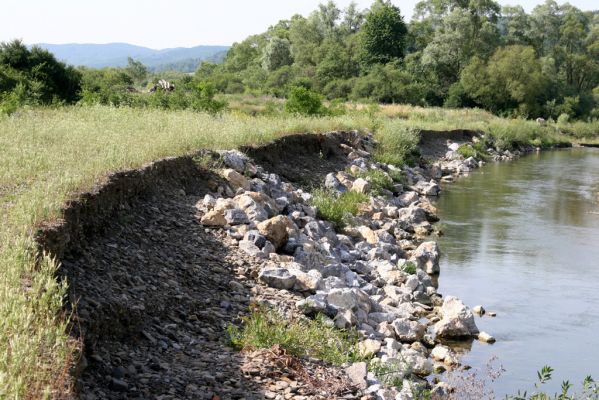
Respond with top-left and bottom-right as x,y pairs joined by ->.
435,147 -> 599,396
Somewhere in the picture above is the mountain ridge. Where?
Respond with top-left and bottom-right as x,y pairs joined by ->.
35,42 -> 230,72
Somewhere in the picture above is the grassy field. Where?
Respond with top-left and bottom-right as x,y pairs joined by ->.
0,103 -> 597,398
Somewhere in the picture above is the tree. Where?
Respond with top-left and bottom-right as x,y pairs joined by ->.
314,1 -> 342,38
289,15 -> 324,67
341,2 -> 364,33
0,40 -> 81,104
262,37 -> 293,71
501,6 -> 533,46
460,45 -> 546,115
359,0 -> 408,65
223,35 -> 264,72
125,57 -> 147,84
421,7 -> 499,92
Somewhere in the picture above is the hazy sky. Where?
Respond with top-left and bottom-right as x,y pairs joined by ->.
2,0 -> 596,49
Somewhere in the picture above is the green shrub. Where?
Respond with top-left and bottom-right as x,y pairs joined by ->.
285,86 -> 325,116
191,82 -> 228,114
312,189 -> 369,230
227,306 -> 363,365
374,121 -> 420,167
457,144 -> 477,159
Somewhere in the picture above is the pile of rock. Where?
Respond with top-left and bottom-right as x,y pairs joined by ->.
196,136 -> 492,398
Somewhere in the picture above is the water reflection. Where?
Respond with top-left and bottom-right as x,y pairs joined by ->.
434,148 -> 599,396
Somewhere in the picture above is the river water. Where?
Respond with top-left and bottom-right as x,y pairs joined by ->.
435,148 -> 599,396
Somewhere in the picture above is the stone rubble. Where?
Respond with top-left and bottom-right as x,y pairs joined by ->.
65,132 -> 509,399
193,134 -> 498,399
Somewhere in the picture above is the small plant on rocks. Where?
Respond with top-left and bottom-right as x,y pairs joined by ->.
401,261 -> 417,275
227,305 -> 364,366
312,189 -> 369,230
354,169 -> 396,195
457,144 -> 477,159
506,366 -> 599,400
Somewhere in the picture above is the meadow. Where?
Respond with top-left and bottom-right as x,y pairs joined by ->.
0,102 -> 597,397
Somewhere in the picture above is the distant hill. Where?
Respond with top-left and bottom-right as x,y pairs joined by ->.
35,43 -> 230,72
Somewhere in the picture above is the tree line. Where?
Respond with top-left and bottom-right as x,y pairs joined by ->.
1,0 -> 598,120
199,0 -> 599,119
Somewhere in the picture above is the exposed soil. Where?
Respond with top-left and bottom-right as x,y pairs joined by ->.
242,131 -> 370,189
418,130 -> 480,161
37,132 -> 368,400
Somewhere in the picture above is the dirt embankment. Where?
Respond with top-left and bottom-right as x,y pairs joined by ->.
418,130 -> 480,160
36,132 -> 368,400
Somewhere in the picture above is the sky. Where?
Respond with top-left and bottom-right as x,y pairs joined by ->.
1,0 -> 597,49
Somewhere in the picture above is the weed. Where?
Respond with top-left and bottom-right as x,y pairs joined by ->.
457,144 -> 477,159
354,169 -> 395,195
312,189 -> 369,230
227,306 -> 363,365
506,366 -> 599,400
374,121 -> 421,167
401,261 -> 417,275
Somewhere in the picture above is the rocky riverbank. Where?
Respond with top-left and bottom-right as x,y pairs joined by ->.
194,131 -> 509,399
42,129 -> 528,399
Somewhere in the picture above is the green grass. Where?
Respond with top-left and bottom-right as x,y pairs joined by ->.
401,261 -> 417,275
312,189 -> 369,230
0,102 -> 597,397
227,306 -> 363,365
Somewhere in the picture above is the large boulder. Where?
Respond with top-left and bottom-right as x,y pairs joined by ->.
257,215 -> 290,249
412,241 -> 440,274
392,318 -> 426,343
401,348 -> 433,376
326,288 -> 371,313
357,226 -> 378,245
325,173 -> 347,193
289,269 -> 322,293
434,296 -> 479,339
352,178 -> 371,194
258,267 -> 296,290
397,204 -> 429,229
200,210 -> 226,226
221,150 -> 247,173
412,179 -> 440,196
222,168 -> 251,191
345,362 -> 368,390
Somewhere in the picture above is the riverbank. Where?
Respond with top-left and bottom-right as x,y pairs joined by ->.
0,105 -> 597,397
37,128 -> 524,399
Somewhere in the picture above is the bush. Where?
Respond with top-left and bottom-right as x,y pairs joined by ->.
0,40 -> 81,104
312,189 -> 369,230
374,121 -> 420,167
285,86 -> 325,116
191,82 -> 228,113
457,144 -> 477,159
228,306 -> 363,365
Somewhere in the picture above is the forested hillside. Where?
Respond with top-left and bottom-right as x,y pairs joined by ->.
197,0 -> 599,120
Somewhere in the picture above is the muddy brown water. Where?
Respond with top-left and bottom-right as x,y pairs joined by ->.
435,148 -> 599,396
